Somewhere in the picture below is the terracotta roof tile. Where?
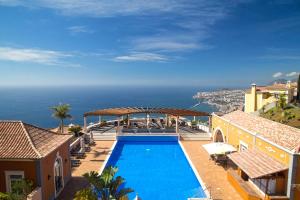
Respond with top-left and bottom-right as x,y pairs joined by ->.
222,110 -> 300,153
0,121 -> 72,159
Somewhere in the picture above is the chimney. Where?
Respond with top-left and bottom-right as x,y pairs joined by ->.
251,83 -> 257,111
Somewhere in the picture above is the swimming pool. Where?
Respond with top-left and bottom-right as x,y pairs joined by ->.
105,136 -> 207,200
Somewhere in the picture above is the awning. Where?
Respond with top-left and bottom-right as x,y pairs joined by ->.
228,149 -> 288,179
202,142 -> 237,155
84,107 -> 209,117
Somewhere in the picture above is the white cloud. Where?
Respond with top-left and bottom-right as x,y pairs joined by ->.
286,72 -> 298,77
0,0 -> 183,17
272,72 -> 283,78
67,26 -> 93,35
0,46 -> 80,67
0,1 -> 249,59
132,36 -> 206,52
114,52 -> 168,62
0,0 -> 237,21
261,55 -> 300,60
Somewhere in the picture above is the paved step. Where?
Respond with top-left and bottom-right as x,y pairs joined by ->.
180,134 -> 212,141
93,133 -> 116,141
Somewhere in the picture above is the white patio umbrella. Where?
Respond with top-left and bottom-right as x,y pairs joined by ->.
202,142 -> 236,155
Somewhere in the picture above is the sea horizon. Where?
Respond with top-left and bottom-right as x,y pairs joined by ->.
0,85 -> 240,128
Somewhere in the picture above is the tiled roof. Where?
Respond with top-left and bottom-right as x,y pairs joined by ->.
221,110 -> 300,153
0,121 -> 72,159
245,83 -> 296,93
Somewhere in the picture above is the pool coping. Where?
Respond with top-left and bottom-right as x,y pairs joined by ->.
179,141 -> 210,199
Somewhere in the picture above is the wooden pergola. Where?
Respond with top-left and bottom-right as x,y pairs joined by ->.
83,107 -> 209,133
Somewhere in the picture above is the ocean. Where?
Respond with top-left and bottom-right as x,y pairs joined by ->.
0,86 -> 217,128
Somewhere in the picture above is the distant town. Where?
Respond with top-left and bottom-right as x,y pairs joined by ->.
193,89 -> 245,114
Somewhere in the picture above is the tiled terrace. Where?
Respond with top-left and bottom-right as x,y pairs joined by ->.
57,141 -> 115,200
181,141 -> 242,200
58,140 -> 242,200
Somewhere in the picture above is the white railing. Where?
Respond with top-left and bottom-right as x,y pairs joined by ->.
197,124 -> 209,133
87,120 -> 116,130
70,137 -> 81,151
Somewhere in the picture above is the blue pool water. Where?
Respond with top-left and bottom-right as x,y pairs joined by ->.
106,137 -> 206,200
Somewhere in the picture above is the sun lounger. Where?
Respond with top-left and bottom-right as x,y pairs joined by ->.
71,159 -> 81,167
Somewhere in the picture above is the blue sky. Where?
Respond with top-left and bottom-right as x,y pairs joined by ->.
0,0 -> 299,87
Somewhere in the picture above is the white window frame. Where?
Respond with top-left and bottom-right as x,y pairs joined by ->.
5,171 -> 24,192
54,152 -> 64,198
239,140 -> 248,152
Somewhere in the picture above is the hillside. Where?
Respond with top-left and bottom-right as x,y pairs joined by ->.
269,78 -> 297,85
260,105 -> 300,129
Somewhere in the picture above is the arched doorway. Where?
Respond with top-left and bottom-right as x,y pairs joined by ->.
54,156 -> 64,197
214,128 -> 225,142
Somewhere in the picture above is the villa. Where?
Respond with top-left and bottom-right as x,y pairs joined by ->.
2,107 -> 300,200
244,82 -> 296,113
0,121 -> 72,199
212,110 -> 300,200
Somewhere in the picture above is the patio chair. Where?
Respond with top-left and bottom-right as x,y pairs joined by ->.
214,154 -> 228,168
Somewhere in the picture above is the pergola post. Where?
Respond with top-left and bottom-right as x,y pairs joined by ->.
117,116 -> 121,135
264,177 -> 270,198
83,116 -> 87,132
146,113 -> 150,128
99,115 -> 102,124
127,114 -> 130,128
165,114 -> 168,127
175,116 -> 179,134
208,115 -> 212,132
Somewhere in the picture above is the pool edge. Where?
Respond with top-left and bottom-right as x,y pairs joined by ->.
178,141 -> 210,199
98,141 -> 118,174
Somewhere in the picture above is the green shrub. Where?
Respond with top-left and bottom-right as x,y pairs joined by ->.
0,193 -> 9,200
68,125 -> 82,137
74,188 -> 97,200
191,120 -> 197,126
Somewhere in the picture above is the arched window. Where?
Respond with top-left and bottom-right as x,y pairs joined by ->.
214,128 -> 225,142
54,154 -> 64,197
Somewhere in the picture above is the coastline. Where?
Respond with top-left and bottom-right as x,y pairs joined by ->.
193,89 -> 245,114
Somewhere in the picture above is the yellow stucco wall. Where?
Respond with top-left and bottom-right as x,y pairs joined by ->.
256,93 -> 263,112
244,87 -> 294,113
212,115 -> 290,165
245,92 -> 255,113
212,114 -> 300,198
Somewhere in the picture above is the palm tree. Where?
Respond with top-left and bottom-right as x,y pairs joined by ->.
77,166 -> 133,200
51,103 -> 72,134
277,94 -> 287,110
74,188 -> 97,200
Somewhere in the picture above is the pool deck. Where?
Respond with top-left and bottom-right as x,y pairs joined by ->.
181,141 -> 242,200
58,140 -> 242,200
